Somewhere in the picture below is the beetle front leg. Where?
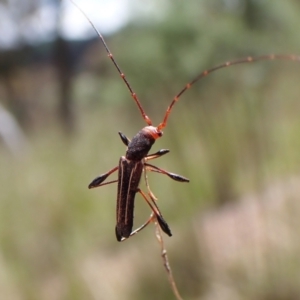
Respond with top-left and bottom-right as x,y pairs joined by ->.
118,132 -> 130,146
145,149 -> 170,161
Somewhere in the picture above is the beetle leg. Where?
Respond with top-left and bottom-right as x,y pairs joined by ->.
145,149 -> 170,161
88,166 -> 119,189
145,163 -> 189,182
118,132 -> 130,146
120,213 -> 155,241
137,188 -> 172,237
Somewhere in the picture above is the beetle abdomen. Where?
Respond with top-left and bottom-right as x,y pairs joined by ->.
116,157 -> 144,241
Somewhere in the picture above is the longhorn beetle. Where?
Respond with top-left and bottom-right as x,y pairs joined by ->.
73,3 -> 300,242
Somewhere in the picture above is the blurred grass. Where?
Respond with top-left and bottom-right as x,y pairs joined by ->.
1,64 -> 300,299
1,0 -> 300,299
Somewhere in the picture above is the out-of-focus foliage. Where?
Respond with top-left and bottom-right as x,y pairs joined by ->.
0,0 -> 300,299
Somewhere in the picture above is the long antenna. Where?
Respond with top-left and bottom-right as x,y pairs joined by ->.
157,54 -> 300,131
70,0 -> 152,125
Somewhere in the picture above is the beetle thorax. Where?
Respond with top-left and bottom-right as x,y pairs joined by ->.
126,126 -> 163,161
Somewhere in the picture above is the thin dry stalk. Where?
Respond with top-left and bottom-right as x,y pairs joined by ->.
154,220 -> 183,300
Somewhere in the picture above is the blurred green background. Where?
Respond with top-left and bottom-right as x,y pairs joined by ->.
0,0 -> 300,299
